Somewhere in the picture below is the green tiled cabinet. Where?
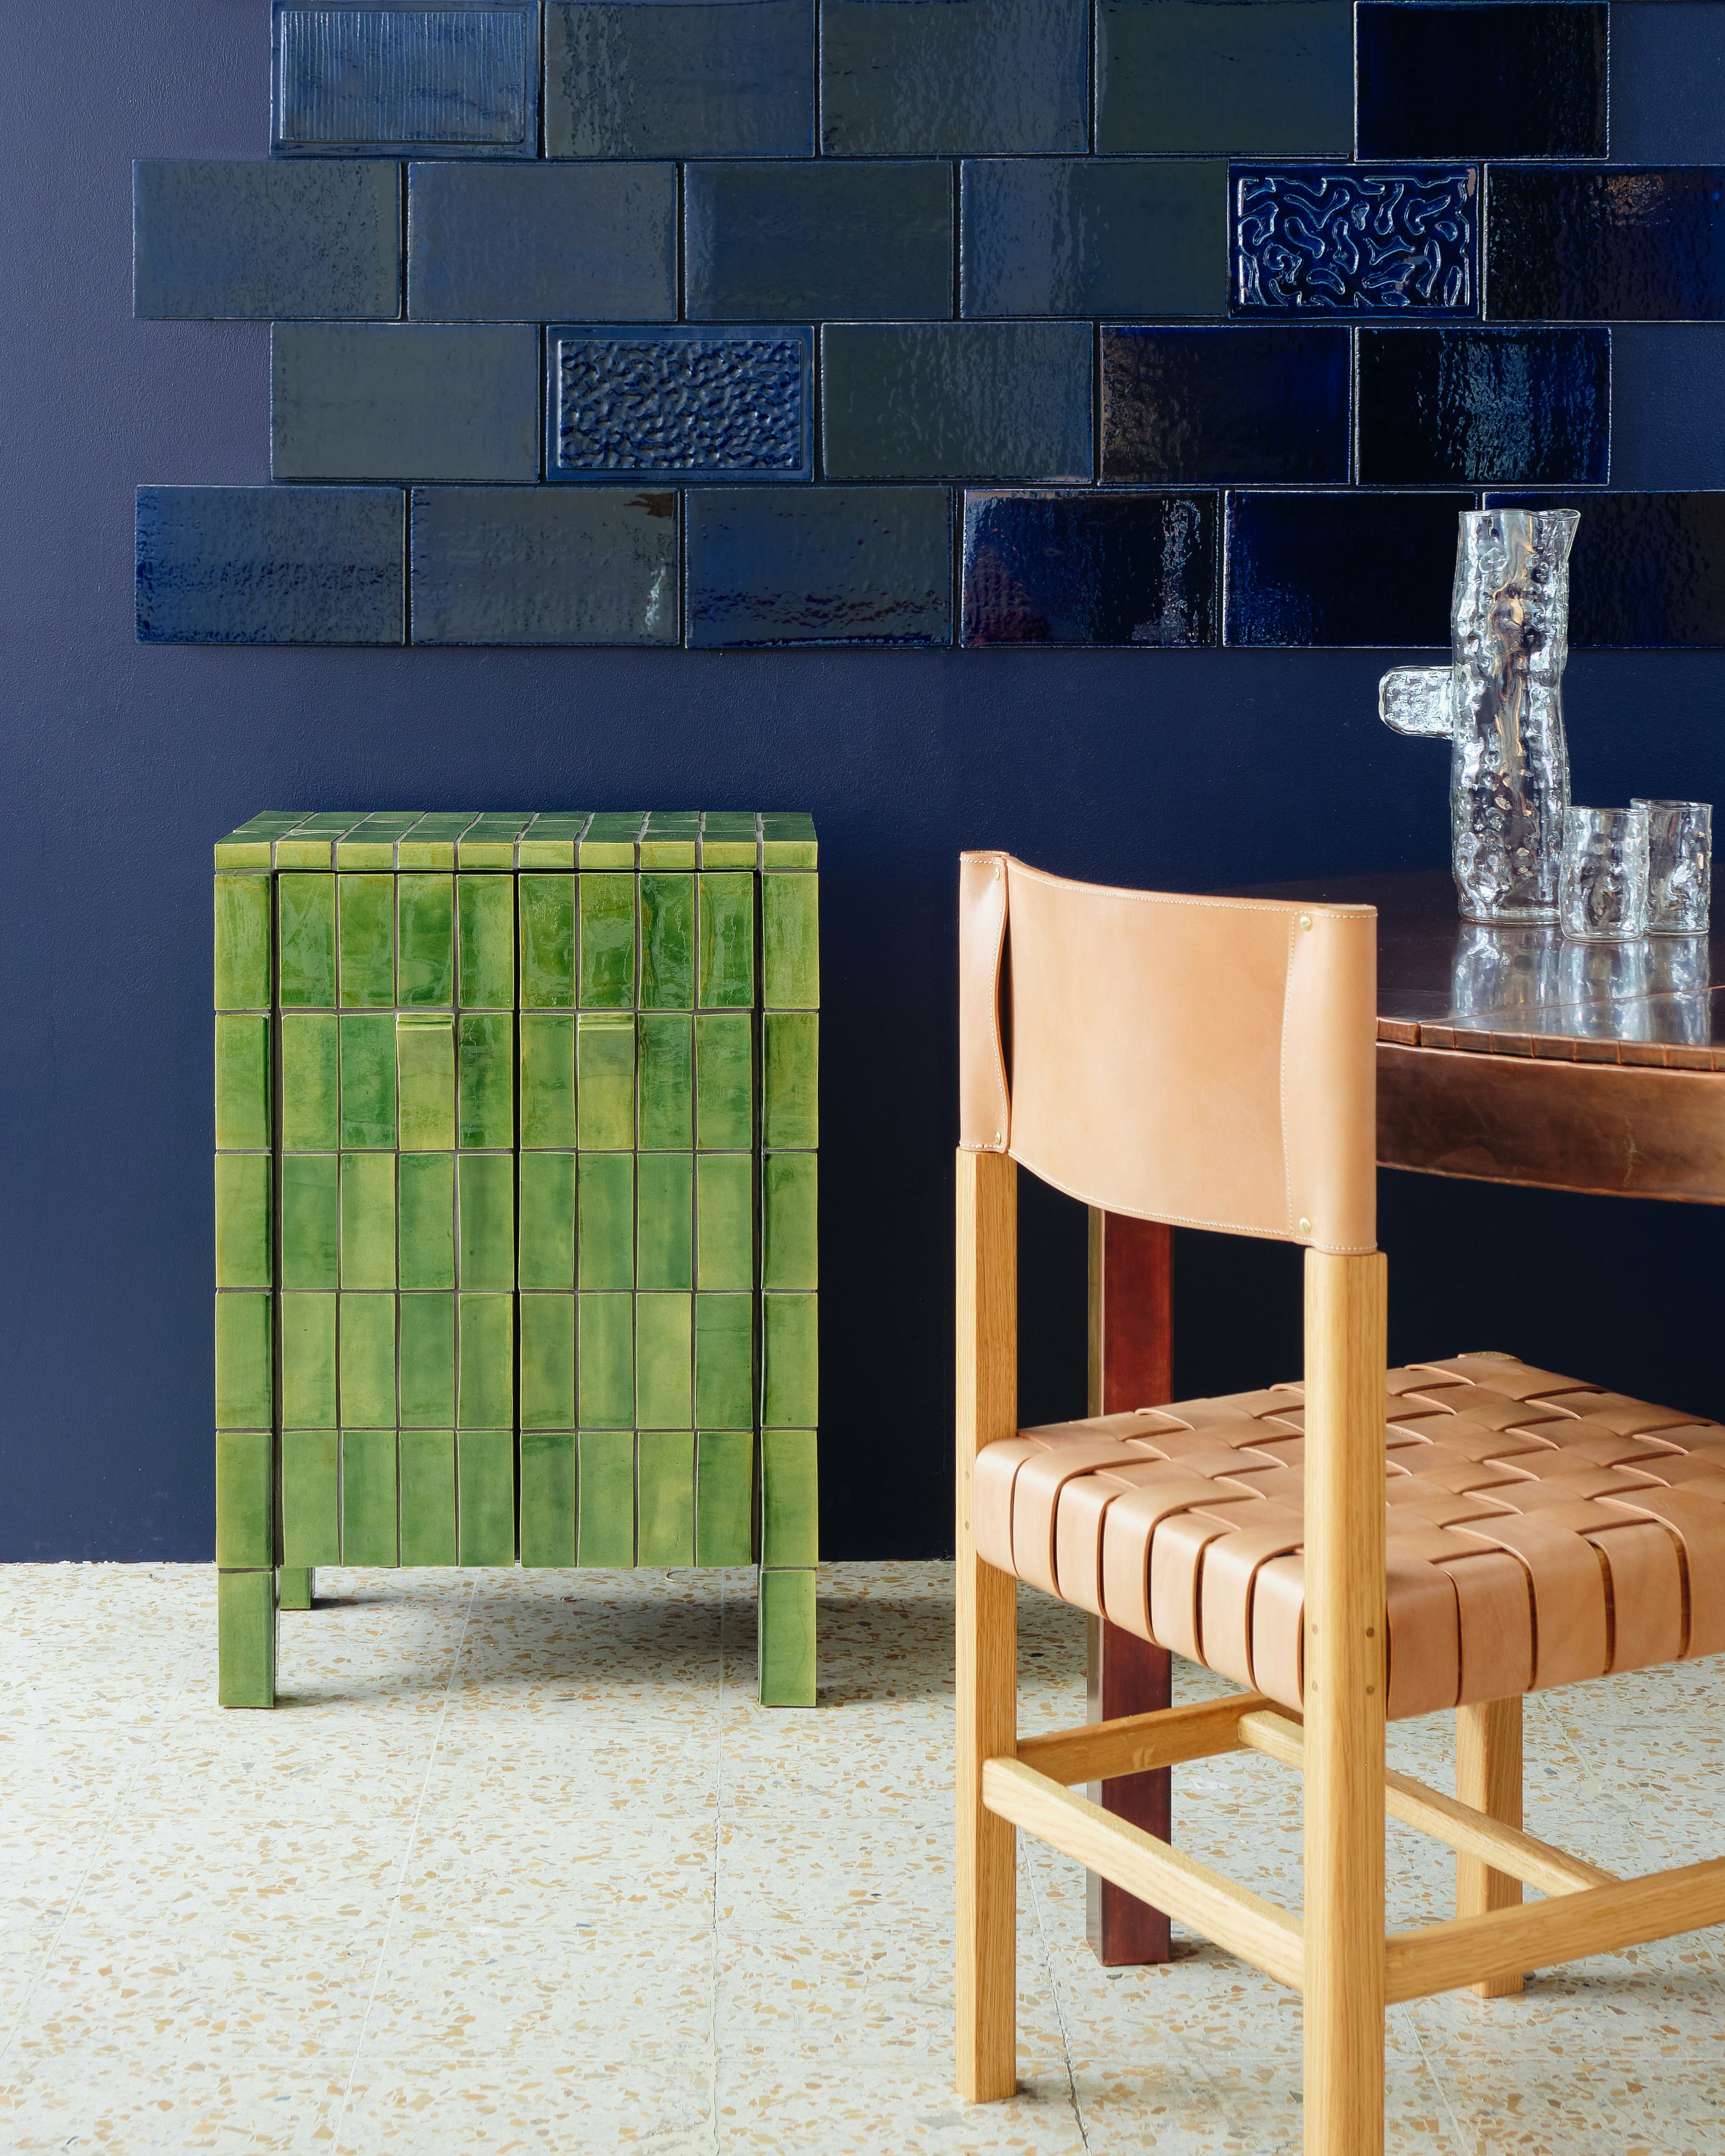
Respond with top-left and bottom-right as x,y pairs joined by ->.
213,810 -> 818,1707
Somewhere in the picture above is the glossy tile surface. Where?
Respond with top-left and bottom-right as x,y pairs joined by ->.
961,159 -> 1226,319
820,0 -> 1087,155
1233,164 -> 1479,314
1486,167 -> 1725,323
1357,2 -> 1608,161
1101,325 -> 1348,483
1358,326 -> 1611,485
273,0 -> 538,155
544,0 -> 813,157
685,488 -> 951,647
962,489 -> 1217,646
1485,490 -> 1725,648
134,160 -> 400,320
1097,0 -> 1353,156
548,326 -> 813,483
410,487 -> 677,645
1224,489 -> 1473,646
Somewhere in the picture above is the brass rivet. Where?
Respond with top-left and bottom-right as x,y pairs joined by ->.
992,860 -> 1002,879
1298,1216 -> 1312,1236
1298,913 -> 1313,930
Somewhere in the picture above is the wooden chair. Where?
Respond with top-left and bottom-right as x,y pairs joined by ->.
954,851 -> 1725,2153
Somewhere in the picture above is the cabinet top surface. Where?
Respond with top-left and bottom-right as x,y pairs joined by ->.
213,809 -> 817,872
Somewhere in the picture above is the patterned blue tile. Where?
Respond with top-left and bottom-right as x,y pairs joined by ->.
548,325 -> 813,483
272,1 -> 538,156
1484,491 -> 1725,648
685,162 -> 951,321
1100,326 -> 1347,484
1223,491 -> 1474,646
272,323 -> 540,483
1357,4 -> 1607,161
961,160 -> 1225,318
136,485 -> 404,645
820,0 -> 1087,156
1611,6 -> 1725,164
1610,327 -> 1725,490
962,490 -> 1217,647
684,487 -> 951,646
1358,327 -> 1610,485
1096,0 -> 1352,156
1486,168 -> 1725,323
821,322 -> 1093,481
134,160 -> 400,320
407,163 -> 675,323
1232,166 -> 1479,315
545,0 -> 813,157
411,487 -> 677,644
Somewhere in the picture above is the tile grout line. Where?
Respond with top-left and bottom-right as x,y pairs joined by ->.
1024,1834 -> 1092,2153
1393,2000 -> 1477,2156
705,1573 -> 728,2156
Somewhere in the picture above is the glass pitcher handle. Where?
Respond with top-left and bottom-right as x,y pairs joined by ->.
1379,667 -> 1452,739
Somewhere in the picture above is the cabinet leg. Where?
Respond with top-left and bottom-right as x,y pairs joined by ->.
277,1566 -> 314,1611
218,1570 -> 276,1708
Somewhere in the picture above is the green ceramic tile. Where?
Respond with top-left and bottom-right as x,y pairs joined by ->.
281,1153 -> 340,1289
521,1293 -> 576,1429
340,1152 -> 396,1288
519,875 -> 576,1007
697,875 -> 754,1009
458,1430 -> 515,1565
279,1013 -> 335,1151
760,813 -> 818,869
274,832 -> 338,872
281,1291 -> 337,1428
760,1425 -> 818,1568
696,1154 -> 752,1290
218,1569 -> 276,1710
214,1153 -> 270,1289
278,1566 -> 313,1610
762,1012 -> 817,1149
694,1293 -> 752,1429
577,1429 -> 634,1565
640,873 -> 695,1010
638,1015 -> 693,1150
758,1565 -> 816,1707
696,1015 -> 752,1150
520,1013 -> 576,1148
637,1430 -> 695,1566
518,1151 -> 576,1289
457,1151 -> 514,1289
399,1292 -> 456,1425
399,1429 -> 458,1564
397,812 -> 478,872
763,1292 -> 818,1428
215,1291 -> 272,1428
695,1429 -> 755,1565
458,1292 -> 513,1428
520,1430 -> 576,1565
215,1014 -> 271,1151
458,874 -> 515,1009
762,874 -> 819,1009
338,1292 -> 396,1427
214,873 -> 272,1009
342,1429 -> 399,1565
397,1016 -> 456,1150
398,1153 -> 455,1288
281,1430 -> 340,1566
337,875 -> 395,1008
278,874 -> 336,1006
215,1429 -> 272,1569
578,1153 -> 634,1289
397,874 -> 456,1007
340,1014 -> 397,1149
762,1151 -> 817,1289
636,1292 -> 693,1430
578,1293 -> 634,1428
700,811 -> 758,871
577,1015 -> 636,1148
518,813 -> 589,871
579,811 -> 644,872
579,874 -> 636,1008
336,811 -> 422,871
215,811 -> 299,871
459,1014 -> 514,1148
636,1153 -> 693,1290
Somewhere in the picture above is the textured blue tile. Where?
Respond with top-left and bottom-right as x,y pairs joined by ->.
1233,166 -> 1479,315
821,0 -> 1087,155
134,160 -> 400,320
821,322 -> 1093,482
1486,168 -> 1725,322
545,0 -> 813,156
685,162 -> 951,321
272,323 -> 540,483
1100,327 -> 1347,483
1610,326 -> 1725,489
137,485 -> 404,645
407,163 -> 675,322
1485,491 -> 1725,647
961,161 -> 1225,318
1611,4 -> 1725,164
685,487 -> 951,646
1357,4 -> 1607,161
1096,0 -> 1352,156
411,486 -> 676,643
1224,491 -> 1474,646
273,1 -> 538,155
962,490 -> 1217,647
548,325 -> 813,482
1357,327 -> 1610,485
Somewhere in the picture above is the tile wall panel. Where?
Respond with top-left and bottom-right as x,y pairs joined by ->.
134,161 -> 401,319
1355,327 -> 1611,485
1484,491 -> 1725,647
961,161 -> 1226,319
1355,4 -> 1609,162
273,0 -> 539,156
684,162 -> 952,321
549,326 -> 813,482
544,0 -> 814,158
1096,0 -> 1353,157
962,490 -> 1218,647
685,488 -> 952,646
272,323 -> 540,481
1486,167 -> 1725,322
137,485 -> 404,645
409,486 -> 677,643
819,0 -> 1088,156
1224,491 -> 1473,647
1100,326 -> 1348,484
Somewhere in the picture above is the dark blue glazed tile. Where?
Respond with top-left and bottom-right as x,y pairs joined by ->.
411,487 -> 677,643
685,487 -> 951,646
961,490 -> 1217,646
1484,491 -> 1725,647
272,324 -> 540,483
1223,491 -> 1473,646
548,325 -> 813,482
1610,327 -> 1725,489
1357,4 -> 1606,161
272,1 -> 538,156
1486,168 -> 1725,322
134,161 -> 400,320
1096,0 -> 1352,156
1100,327 -> 1347,484
1611,6 -> 1725,164
545,0 -> 813,156
1357,327 -> 1610,485
961,161 -> 1226,318
821,0 -> 1087,156
1233,166 -> 1479,315
821,322 -> 1092,481
685,162 -> 951,322
407,163 -> 675,322
136,485 -> 404,645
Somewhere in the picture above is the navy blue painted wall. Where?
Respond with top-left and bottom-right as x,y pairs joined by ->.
3,1 -> 1723,1561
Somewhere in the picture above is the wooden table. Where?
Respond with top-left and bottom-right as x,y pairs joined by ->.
1085,868 -> 1724,1964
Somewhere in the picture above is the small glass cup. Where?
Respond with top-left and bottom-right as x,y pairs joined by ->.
1559,805 -> 1650,942
1632,798 -> 1712,935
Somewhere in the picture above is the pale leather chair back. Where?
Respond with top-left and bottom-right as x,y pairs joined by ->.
958,853 -> 1378,1255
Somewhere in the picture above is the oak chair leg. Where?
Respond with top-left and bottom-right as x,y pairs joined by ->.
1456,1697 -> 1525,1997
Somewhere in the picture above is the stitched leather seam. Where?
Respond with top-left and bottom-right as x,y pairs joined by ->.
1002,859 -> 1373,922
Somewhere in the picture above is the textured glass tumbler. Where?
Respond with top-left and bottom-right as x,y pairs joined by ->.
1632,798 -> 1712,934
1559,806 -> 1650,942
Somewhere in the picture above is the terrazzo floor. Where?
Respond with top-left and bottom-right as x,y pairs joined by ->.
0,1562 -> 1722,2152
